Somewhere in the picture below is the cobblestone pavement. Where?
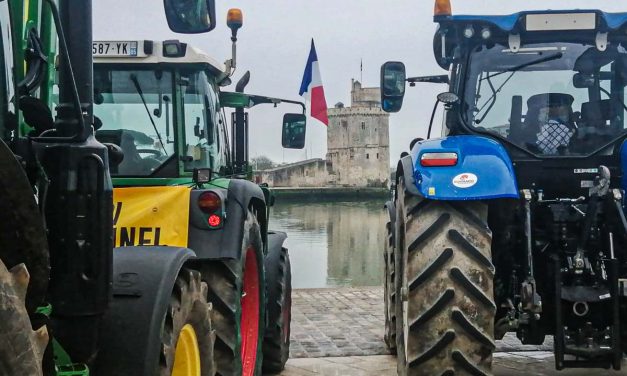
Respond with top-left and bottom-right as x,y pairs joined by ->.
283,287 -> 624,375
289,287 -> 552,359
280,353 -> 627,375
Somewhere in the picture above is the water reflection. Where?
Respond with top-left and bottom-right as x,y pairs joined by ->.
269,199 -> 387,288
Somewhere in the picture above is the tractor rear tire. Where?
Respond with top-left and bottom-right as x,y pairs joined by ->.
0,138 -> 49,313
395,178 -> 496,376
202,210 -> 265,376
160,267 -> 216,376
262,246 -> 292,374
384,214 -> 397,353
0,260 -> 48,376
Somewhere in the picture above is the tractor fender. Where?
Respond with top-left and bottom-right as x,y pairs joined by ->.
384,200 -> 396,244
397,154 -> 422,197
94,246 -> 195,376
188,178 -> 268,260
409,135 -> 519,200
267,230 -> 287,256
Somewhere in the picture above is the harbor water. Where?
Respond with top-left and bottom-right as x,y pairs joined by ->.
269,198 -> 388,289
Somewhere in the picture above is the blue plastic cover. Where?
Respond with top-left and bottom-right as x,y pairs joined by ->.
436,10 -> 627,32
410,135 -> 519,200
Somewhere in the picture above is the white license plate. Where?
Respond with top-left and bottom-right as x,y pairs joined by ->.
93,41 -> 139,57
526,13 -> 596,31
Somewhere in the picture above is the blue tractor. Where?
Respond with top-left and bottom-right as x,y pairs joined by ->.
382,1 -> 627,374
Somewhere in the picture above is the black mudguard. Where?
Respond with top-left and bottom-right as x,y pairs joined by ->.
267,230 -> 287,257
384,200 -> 396,245
94,246 -> 195,376
188,179 -> 267,260
397,154 -> 421,198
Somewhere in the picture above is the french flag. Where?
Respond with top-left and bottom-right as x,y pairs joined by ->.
299,39 -> 328,126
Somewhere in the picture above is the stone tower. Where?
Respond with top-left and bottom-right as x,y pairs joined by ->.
326,80 -> 390,187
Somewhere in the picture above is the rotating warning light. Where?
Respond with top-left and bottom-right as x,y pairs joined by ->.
227,8 -> 243,31
434,0 -> 452,17
208,214 -> 222,227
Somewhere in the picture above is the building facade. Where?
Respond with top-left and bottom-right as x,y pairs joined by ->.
326,80 -> 390,187
256,80 -> 390,188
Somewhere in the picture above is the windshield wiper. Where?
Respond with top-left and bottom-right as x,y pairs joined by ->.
475,52 -> 563,124
130,74 -> 168,156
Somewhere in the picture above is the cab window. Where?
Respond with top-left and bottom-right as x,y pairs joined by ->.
181,70 -> 224,173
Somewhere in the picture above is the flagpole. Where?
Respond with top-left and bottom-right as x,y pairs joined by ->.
360,58 -> 363,83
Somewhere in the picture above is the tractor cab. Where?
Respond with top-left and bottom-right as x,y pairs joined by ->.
93,40 -> 231,179
93,40 -> 306,182
439,10 -> 627,159
383,6 -> 627,197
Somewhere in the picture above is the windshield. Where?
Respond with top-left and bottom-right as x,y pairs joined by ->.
94,68 -> 174,176
463,41 -> 627,156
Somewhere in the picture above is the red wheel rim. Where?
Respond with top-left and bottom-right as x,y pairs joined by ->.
241,246 -> 260,376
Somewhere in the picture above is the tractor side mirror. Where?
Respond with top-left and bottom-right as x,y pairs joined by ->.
282,113 -> 307,149
163,0 -> 216,34
193,117 -> 206,139
573,72 -> 595,88
380,61 -> 406,113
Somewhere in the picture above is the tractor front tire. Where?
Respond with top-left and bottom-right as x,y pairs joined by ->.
160,267 -> 216,376
202,210 -> 265,376
262,245 -> 292,374
384,214 -> 397,353
0,261 -> 48,376
395,178 -> 496,376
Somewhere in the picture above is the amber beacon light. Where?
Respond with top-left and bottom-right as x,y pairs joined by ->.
227,8 -> 243,31
434,0 -> 452,17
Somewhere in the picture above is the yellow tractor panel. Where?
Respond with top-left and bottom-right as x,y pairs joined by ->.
113,186 -> 191,248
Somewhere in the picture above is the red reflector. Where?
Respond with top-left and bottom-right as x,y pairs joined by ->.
420,152 -> 458,167
198,192 -> 221,214
208,214 -> 222,227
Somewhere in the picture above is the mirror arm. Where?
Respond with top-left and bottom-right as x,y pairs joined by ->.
427,99 -> 441,140
407,75 -> 449,85
248,95 -> 306,113
275,99 -> 306,114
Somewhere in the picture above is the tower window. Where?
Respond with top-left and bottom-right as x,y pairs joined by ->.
361,121 -> 365,130
342,120 -> 348,128
377,153 -> 379,159
366,153 -> 369,159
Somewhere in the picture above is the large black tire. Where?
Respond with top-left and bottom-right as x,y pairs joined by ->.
395,178 -> 496,376
202,210 -> 265,376
0,139 -> 49,313
160,267 -> 216,376
0,261 -> 48,376
262,246 -> 292,373
384,212 -> 397,353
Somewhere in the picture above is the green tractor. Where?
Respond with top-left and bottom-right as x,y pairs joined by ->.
91,16 -> 304,376
1,0 -> 299,375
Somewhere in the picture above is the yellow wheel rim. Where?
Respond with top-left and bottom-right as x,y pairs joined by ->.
172,324 -> 201,376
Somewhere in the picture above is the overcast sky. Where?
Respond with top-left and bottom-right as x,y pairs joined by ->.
94,1 -> 627,166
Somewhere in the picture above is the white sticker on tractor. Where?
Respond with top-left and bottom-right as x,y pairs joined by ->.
452,173 -> 478,188
574,168 -> 598,174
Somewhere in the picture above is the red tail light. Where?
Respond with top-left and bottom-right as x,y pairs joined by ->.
420,152 -> 458,167
198,192 -> 221,213
208,214 -> 222,227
